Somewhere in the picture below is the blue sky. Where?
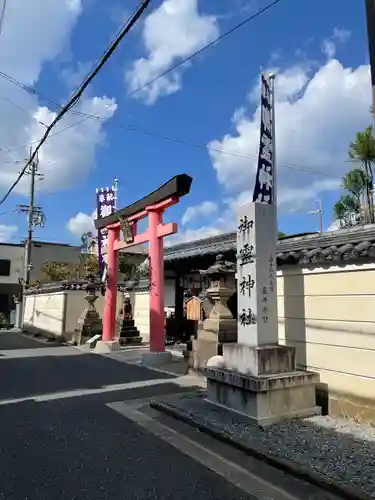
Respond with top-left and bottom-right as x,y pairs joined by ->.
0,0 -> 371,246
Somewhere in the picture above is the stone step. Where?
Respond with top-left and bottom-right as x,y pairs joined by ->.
119,336 -> 142,346
117,319 -> 135,327
119,329 -> 140,338
119,325 -> 139,332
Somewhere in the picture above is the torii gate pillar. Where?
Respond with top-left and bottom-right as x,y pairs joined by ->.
94,175 -> 193,356
148,208 -> 165,352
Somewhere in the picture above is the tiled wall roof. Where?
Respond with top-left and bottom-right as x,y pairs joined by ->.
165,225 -> 375,266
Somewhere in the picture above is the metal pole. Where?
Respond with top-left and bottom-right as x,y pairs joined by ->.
269,72 -> 277,237
318,199 -> 323,234
308,200 -> 323,234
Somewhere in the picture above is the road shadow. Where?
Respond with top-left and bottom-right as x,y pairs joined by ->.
0,331 -> 61,350
0,352 -> 174,401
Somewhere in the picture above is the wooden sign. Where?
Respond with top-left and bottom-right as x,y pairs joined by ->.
119,217 -> 134,244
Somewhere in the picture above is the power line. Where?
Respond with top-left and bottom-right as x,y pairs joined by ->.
0,93 -> 48,127
0,74 -> 339,179
0,87 -> 337,179
0,0 -> 7,39
0,69 -> 337,178
127,0 -> 285,99
67,1 -> 146,103
0,0 -> 153,206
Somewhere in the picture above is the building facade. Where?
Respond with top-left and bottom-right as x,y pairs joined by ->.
0,241 -> 81,323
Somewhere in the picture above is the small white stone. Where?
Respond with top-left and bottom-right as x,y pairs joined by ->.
206,355 -> 225,369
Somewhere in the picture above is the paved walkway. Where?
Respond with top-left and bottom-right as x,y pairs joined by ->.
0,331 -> 339,500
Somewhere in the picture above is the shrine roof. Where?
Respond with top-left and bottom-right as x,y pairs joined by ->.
165,224 -> 375,266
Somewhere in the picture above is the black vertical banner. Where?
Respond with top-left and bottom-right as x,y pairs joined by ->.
365,0 -> 375,88
252,73 -> 274,204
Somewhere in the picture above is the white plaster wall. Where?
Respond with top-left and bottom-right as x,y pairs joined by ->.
133,291 -> 150,342
24,292 -> 65,337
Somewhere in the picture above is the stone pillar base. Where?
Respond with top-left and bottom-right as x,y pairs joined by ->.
95,340 -> 121,353
141,350 -> 172,367
223,342 -> 296,376
203,367 -> 321,427
202,342 -> 320,426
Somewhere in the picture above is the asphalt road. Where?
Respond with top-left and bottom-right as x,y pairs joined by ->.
0,331 -> 340,500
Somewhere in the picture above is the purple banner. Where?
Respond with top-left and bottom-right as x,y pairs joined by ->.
252,73 -> 274,204
96,187 -> 116,275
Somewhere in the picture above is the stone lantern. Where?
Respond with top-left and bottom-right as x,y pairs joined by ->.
191,254 -> 236,370
73,276 -> 103,345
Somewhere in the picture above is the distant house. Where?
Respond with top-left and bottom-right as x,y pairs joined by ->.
0,240 -> 81,322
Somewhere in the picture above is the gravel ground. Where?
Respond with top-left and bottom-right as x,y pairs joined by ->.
154,393 -> 375,499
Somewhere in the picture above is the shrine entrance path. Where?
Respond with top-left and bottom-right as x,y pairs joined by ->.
0,330 -> 339,500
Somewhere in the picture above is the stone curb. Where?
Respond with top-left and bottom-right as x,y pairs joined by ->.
150,399 -> 372,500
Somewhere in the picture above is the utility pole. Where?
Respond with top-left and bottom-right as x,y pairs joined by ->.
17,153 -> 44,327
309,200 -> 323,234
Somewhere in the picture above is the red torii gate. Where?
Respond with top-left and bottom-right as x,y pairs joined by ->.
94,174 -> 192,353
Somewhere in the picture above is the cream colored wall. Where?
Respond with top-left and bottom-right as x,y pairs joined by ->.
24,292 -> 65,337
24,288 -> 151,342
277,262 -> 375,402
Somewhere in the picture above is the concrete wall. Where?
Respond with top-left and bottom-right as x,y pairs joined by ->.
0,244 -> 24,285
30,242 -> 81,283
277,262 -> 375,422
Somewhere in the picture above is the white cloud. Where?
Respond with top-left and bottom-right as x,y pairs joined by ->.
322,27 -> 351,59
0,224 -> 18,242
166,225 -> 222,246
181,200 -> 218,225
67,210 -> 96,237
126,0 -> 219,104
168,201 -> 235,244
0,0 -> 117,196
249,65 -> 310,103
208,58 -> 371,214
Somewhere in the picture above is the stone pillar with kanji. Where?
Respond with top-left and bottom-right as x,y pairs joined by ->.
203,202 -> 321,426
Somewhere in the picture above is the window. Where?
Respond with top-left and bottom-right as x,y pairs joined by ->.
0,259 -> 11,276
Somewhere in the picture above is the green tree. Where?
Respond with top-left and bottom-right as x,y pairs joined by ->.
342,168 -> 368,205
333,194 -> 359,228
41,262 -> 74,282
73,232 -> 99,278
348,126 -> 375,223
278,231 -> 287,238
